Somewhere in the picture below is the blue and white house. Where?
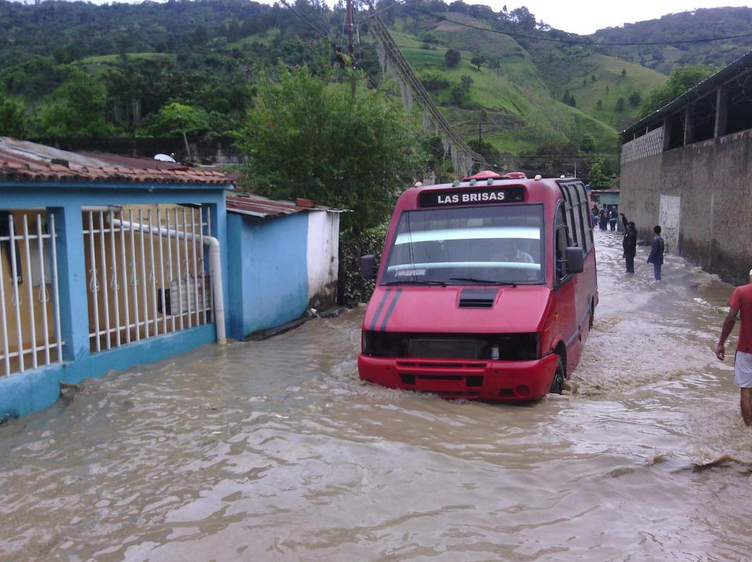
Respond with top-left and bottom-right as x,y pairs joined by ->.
0,138 -> 233,421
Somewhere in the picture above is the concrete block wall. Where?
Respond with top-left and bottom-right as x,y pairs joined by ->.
620,128 -> 752,282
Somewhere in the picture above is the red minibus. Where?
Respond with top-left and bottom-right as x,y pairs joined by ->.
358,172 -> 598,401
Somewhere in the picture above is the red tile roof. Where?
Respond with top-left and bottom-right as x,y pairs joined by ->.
0,138 -> 233,186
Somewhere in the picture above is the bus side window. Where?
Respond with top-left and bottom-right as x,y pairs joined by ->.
555,205 -> 571,283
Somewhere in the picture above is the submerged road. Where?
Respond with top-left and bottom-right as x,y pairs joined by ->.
1,230 -> 751,561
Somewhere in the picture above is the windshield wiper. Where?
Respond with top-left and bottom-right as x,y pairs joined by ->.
383,280 -> 447,287
449,277 -> 517,287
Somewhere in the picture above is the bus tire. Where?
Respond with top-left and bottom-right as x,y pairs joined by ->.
550,357 -> 565,395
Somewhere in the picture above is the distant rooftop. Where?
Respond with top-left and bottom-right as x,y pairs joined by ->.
0,137 -> 233,186
226,193 -> 338,219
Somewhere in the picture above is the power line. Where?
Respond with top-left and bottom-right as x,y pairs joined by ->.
399,3 -> 752,47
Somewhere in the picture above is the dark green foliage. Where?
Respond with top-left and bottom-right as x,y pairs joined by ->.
568,95 -> 576,108
36,70 -> 118,138
580,134 -> 595,153
621,68 -> 626,77
339,223 -> 388,306
460,75 -> 474,91
236,66 -> 425,234
587,162 -> 611,188
420,70 -> 450,90
628,91 -> 642,107
596,99 -> 603,110
0,96 -> 28,138
444,48 -> 461,68
614,97 -> 625,112
470,54 -> 485,71
639,64 -> 716,117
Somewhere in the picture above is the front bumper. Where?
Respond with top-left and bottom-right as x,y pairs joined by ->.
358,353 -> 559,401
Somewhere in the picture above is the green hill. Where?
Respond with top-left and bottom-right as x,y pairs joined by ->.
1,0 -> 750,166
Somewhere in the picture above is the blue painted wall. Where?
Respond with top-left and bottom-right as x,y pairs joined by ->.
227,212 -> 309,339
0,182 -> 231,422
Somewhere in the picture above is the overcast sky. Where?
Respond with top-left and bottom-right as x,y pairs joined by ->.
497,0 -> 752,35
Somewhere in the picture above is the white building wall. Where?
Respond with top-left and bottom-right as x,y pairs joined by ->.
306,211 -> 340,309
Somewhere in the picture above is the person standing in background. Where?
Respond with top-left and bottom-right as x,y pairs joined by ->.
622,218 -> 637,273
608,205 -> 619,230
646,225 -> 665,280
598,206 -> 608,230
716,269 -> 752,426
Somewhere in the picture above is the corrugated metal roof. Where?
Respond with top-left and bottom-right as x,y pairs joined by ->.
226,193 -> 333,218
0,137 -> 233,186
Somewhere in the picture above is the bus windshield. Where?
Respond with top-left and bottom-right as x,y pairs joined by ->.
382,204 -> 545,285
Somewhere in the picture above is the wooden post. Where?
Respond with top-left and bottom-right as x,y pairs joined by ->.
714,86 -> 728,138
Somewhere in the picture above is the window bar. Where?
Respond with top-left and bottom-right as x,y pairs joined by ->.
199,206 -> 207,325
8,215 -> 25,372
156,208 -> 168,334
129,209 -> 140,342
182,208 -> 193,329
0,222 -> 10,376
98,211 -> 111,350
147,210 -> 159,338
165,210 -> 177,333
190,207 -> 200,326
108,210 -> 121,347
173,209 -> 185,331
87,211 -> 101,353
35,214 -> 51,365
22,216 -> 38,369
138,210 -> 149,338
49,214 -> 63,362
119,212 -> 131,345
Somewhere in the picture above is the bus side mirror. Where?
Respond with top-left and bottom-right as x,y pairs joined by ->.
361,254 -> 377,280
566,247 -> 585,274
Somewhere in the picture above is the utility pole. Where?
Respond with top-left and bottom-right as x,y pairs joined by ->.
347,0 -> 356,97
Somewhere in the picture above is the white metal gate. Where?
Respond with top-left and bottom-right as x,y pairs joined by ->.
0,211 -> 63,377
83,205 -> 213,353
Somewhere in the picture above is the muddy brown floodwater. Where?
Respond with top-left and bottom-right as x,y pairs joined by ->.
2,230 -> 752,562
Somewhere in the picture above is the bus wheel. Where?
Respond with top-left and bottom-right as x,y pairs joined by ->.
550,358 -> 565,395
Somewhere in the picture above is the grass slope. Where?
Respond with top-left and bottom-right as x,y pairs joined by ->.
388,14 -> 633,156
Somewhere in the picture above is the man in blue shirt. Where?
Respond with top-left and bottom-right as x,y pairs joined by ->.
608,206 -> 618,230
646,225 -> 665,280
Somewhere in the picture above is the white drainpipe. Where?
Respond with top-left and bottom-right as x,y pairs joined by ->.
110,217 -> 226,344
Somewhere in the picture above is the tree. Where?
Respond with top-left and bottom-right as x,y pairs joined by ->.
156,102 -> 207,161
36,71 -> 118,138
596,99 -> 603,109
615,97 -> 626,112
236,66 -> 424,233
0,97 -> 29,138
510,6 -> 536,32
587,162 -> 610,188
460,75 -> 474,91
621,68 -> 627,77
470,54 -> 485,71
561,90 -> 571,105
569,95 -> 577,108
444,48 -> 461,68
639,64 -> 716,117
629,91 -> 642,107
580,134 -> 595,153
591,74 -> 596,83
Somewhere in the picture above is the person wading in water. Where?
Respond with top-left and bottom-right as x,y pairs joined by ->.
716,268 -> 752,426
